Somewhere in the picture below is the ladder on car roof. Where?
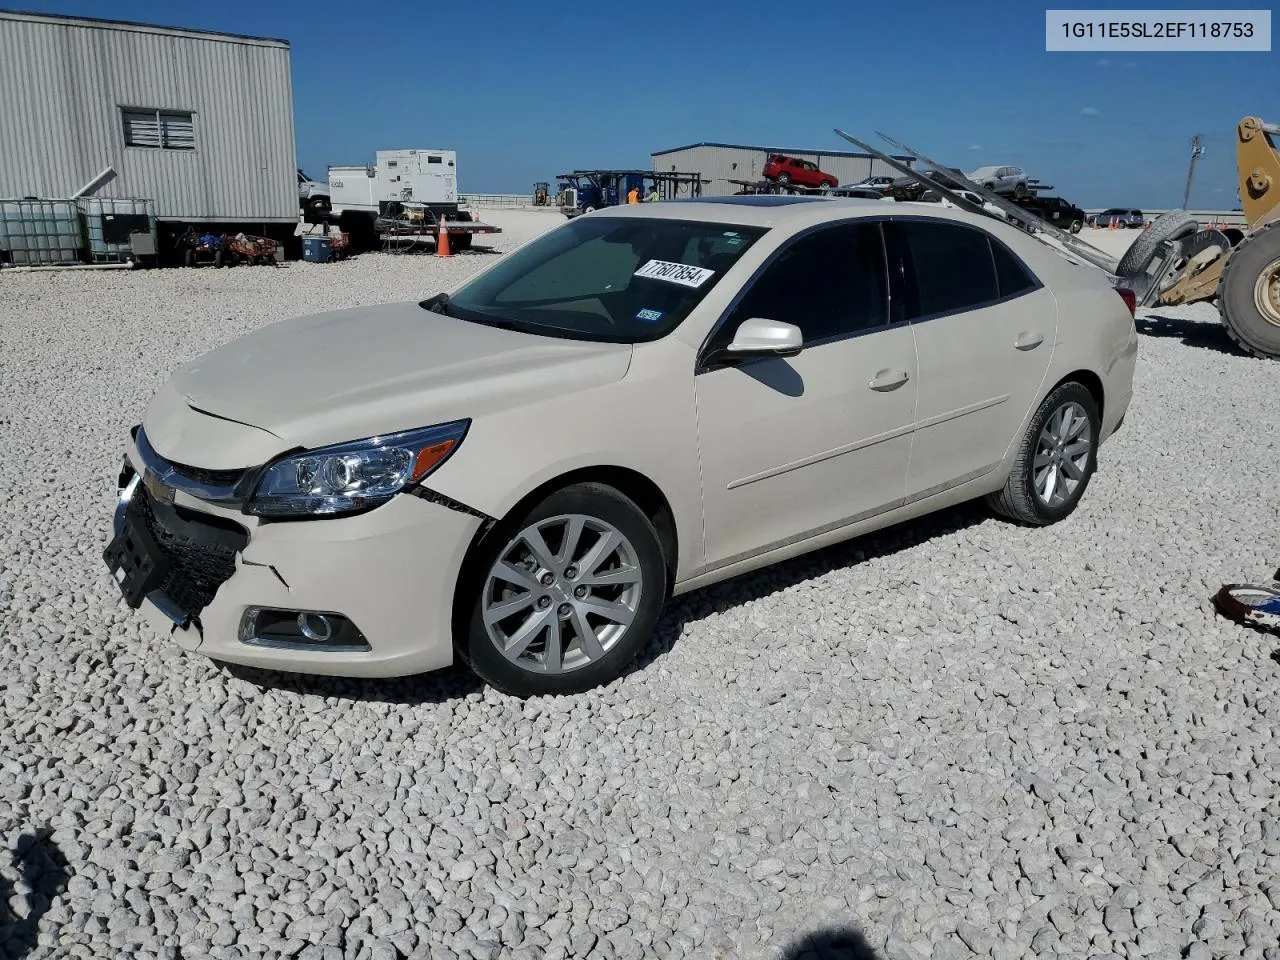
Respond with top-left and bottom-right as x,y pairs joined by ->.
833,128 -> 1121,275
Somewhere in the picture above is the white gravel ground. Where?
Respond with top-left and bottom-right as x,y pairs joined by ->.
2,210 -> 1279,960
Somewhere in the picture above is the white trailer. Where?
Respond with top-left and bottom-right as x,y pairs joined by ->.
329,149 -> 458,211
313,149 -> 499,250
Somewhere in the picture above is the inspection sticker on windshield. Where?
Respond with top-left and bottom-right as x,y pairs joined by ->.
634,308 -> 664,323
634,259 -> 715,289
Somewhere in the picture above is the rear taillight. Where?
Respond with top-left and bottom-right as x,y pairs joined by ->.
1116,287 -> 1137,316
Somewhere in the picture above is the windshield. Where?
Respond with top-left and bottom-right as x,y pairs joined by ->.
438,216 -> 768,342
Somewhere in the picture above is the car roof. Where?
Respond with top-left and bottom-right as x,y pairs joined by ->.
591,196 -> 1013,230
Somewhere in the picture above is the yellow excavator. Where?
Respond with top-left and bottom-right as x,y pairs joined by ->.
1120,116 -> 1280,359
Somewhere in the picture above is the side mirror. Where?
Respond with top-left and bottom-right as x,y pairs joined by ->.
726,317 -> 803,357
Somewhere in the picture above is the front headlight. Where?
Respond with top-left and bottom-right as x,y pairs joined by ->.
246,420 -> 469,517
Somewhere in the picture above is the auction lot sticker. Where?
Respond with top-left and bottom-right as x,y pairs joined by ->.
1046,9 -> 1271,51
634,260 -> 715,288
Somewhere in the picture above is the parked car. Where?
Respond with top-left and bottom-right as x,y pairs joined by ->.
920,188 -> 1008,219
968,165 -> 1031,198
846,175 -> 895,193
1020,196 -> 1087,233
1092,208 -> 1145,229
762,154 -> 838,189
889,166 -> 966,200
823,185 -> 893,200
104,197 -> 1137,697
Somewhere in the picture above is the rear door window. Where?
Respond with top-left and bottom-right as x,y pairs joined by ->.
890,219 -> 1000,320
990,241 -> 1039,299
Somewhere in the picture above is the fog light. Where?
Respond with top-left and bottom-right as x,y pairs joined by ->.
297,612 -> 333,642
238,607 -> 370,652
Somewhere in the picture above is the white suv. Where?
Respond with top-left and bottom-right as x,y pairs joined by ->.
969,165 -> 1030,198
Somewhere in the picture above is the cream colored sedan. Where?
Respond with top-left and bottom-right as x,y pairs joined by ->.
104,197 -> 1137,697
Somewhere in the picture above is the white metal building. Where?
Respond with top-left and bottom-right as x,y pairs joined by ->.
0,9 -> 297,224
651,142 -> 914,196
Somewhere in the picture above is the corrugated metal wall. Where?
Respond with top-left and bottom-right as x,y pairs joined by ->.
0,12 -> 297,221
651,145 -> 907,196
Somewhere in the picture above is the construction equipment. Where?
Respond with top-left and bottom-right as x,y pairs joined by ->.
555,170 -> 704,217
1114,116 -> 1280,359
533,182 -> 550,206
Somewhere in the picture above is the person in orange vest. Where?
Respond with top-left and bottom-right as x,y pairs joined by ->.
627,184 -> 640,204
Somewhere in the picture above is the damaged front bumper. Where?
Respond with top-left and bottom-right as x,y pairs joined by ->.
103,431 -> 485,678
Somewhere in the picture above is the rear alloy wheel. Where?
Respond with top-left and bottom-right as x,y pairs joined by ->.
987,382 -> 1100,525
458,483 -> 667,697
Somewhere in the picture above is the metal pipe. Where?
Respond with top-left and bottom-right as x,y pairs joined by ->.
71,166 -> 117,198
1260,121 -> 1280,136
3,261 -> 136,272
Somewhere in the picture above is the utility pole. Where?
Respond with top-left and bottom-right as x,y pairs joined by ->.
1183,134 -> 1203,209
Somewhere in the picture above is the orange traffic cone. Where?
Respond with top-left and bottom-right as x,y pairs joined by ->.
436,218 -> 453,257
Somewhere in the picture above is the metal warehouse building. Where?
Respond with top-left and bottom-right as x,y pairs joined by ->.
0,9 -> 297,227
651,142 -> 913,196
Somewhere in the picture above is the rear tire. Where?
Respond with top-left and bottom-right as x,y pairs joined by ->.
987,382 -> 1100,526
1218,222 -> 1280,359
1116,210 -> 1198,278
455,483 -> 668,698
1069,219 -> 1082,234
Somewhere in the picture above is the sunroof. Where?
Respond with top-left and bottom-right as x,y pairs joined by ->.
670,195 -> 831,206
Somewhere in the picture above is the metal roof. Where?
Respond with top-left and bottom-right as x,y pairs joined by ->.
0,8 -> 289,46
651,141 -> 915,162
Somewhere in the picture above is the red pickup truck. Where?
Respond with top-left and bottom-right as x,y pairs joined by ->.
762,154 -> 839,189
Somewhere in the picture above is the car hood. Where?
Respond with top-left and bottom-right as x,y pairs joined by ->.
145,301 -> 633,464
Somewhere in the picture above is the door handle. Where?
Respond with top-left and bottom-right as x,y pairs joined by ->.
1014,331 -> 1044,351
868,368 -> 910,391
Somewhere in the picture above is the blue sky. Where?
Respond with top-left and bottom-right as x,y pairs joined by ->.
14,0 -> 1275,207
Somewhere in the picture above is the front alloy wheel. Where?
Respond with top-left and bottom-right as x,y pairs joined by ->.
458,483 -> 667,696
483,514 -> 642,674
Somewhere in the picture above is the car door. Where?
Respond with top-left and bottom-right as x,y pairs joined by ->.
693,221 -> 918,570
886,217 -> 1056,501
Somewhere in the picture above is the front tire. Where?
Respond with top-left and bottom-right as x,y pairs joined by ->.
1069,219 -> 1082,234
456,483 -> 668,697
987,382 -> 1100,526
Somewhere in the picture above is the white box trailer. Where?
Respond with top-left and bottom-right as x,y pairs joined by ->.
328,149 -> 458,210
318,149 -> 498,250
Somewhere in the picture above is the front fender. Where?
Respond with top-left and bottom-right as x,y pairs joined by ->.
424,341 -> 704,579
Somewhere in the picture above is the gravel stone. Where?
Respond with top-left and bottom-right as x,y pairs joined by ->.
1,221 -> 1277,957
